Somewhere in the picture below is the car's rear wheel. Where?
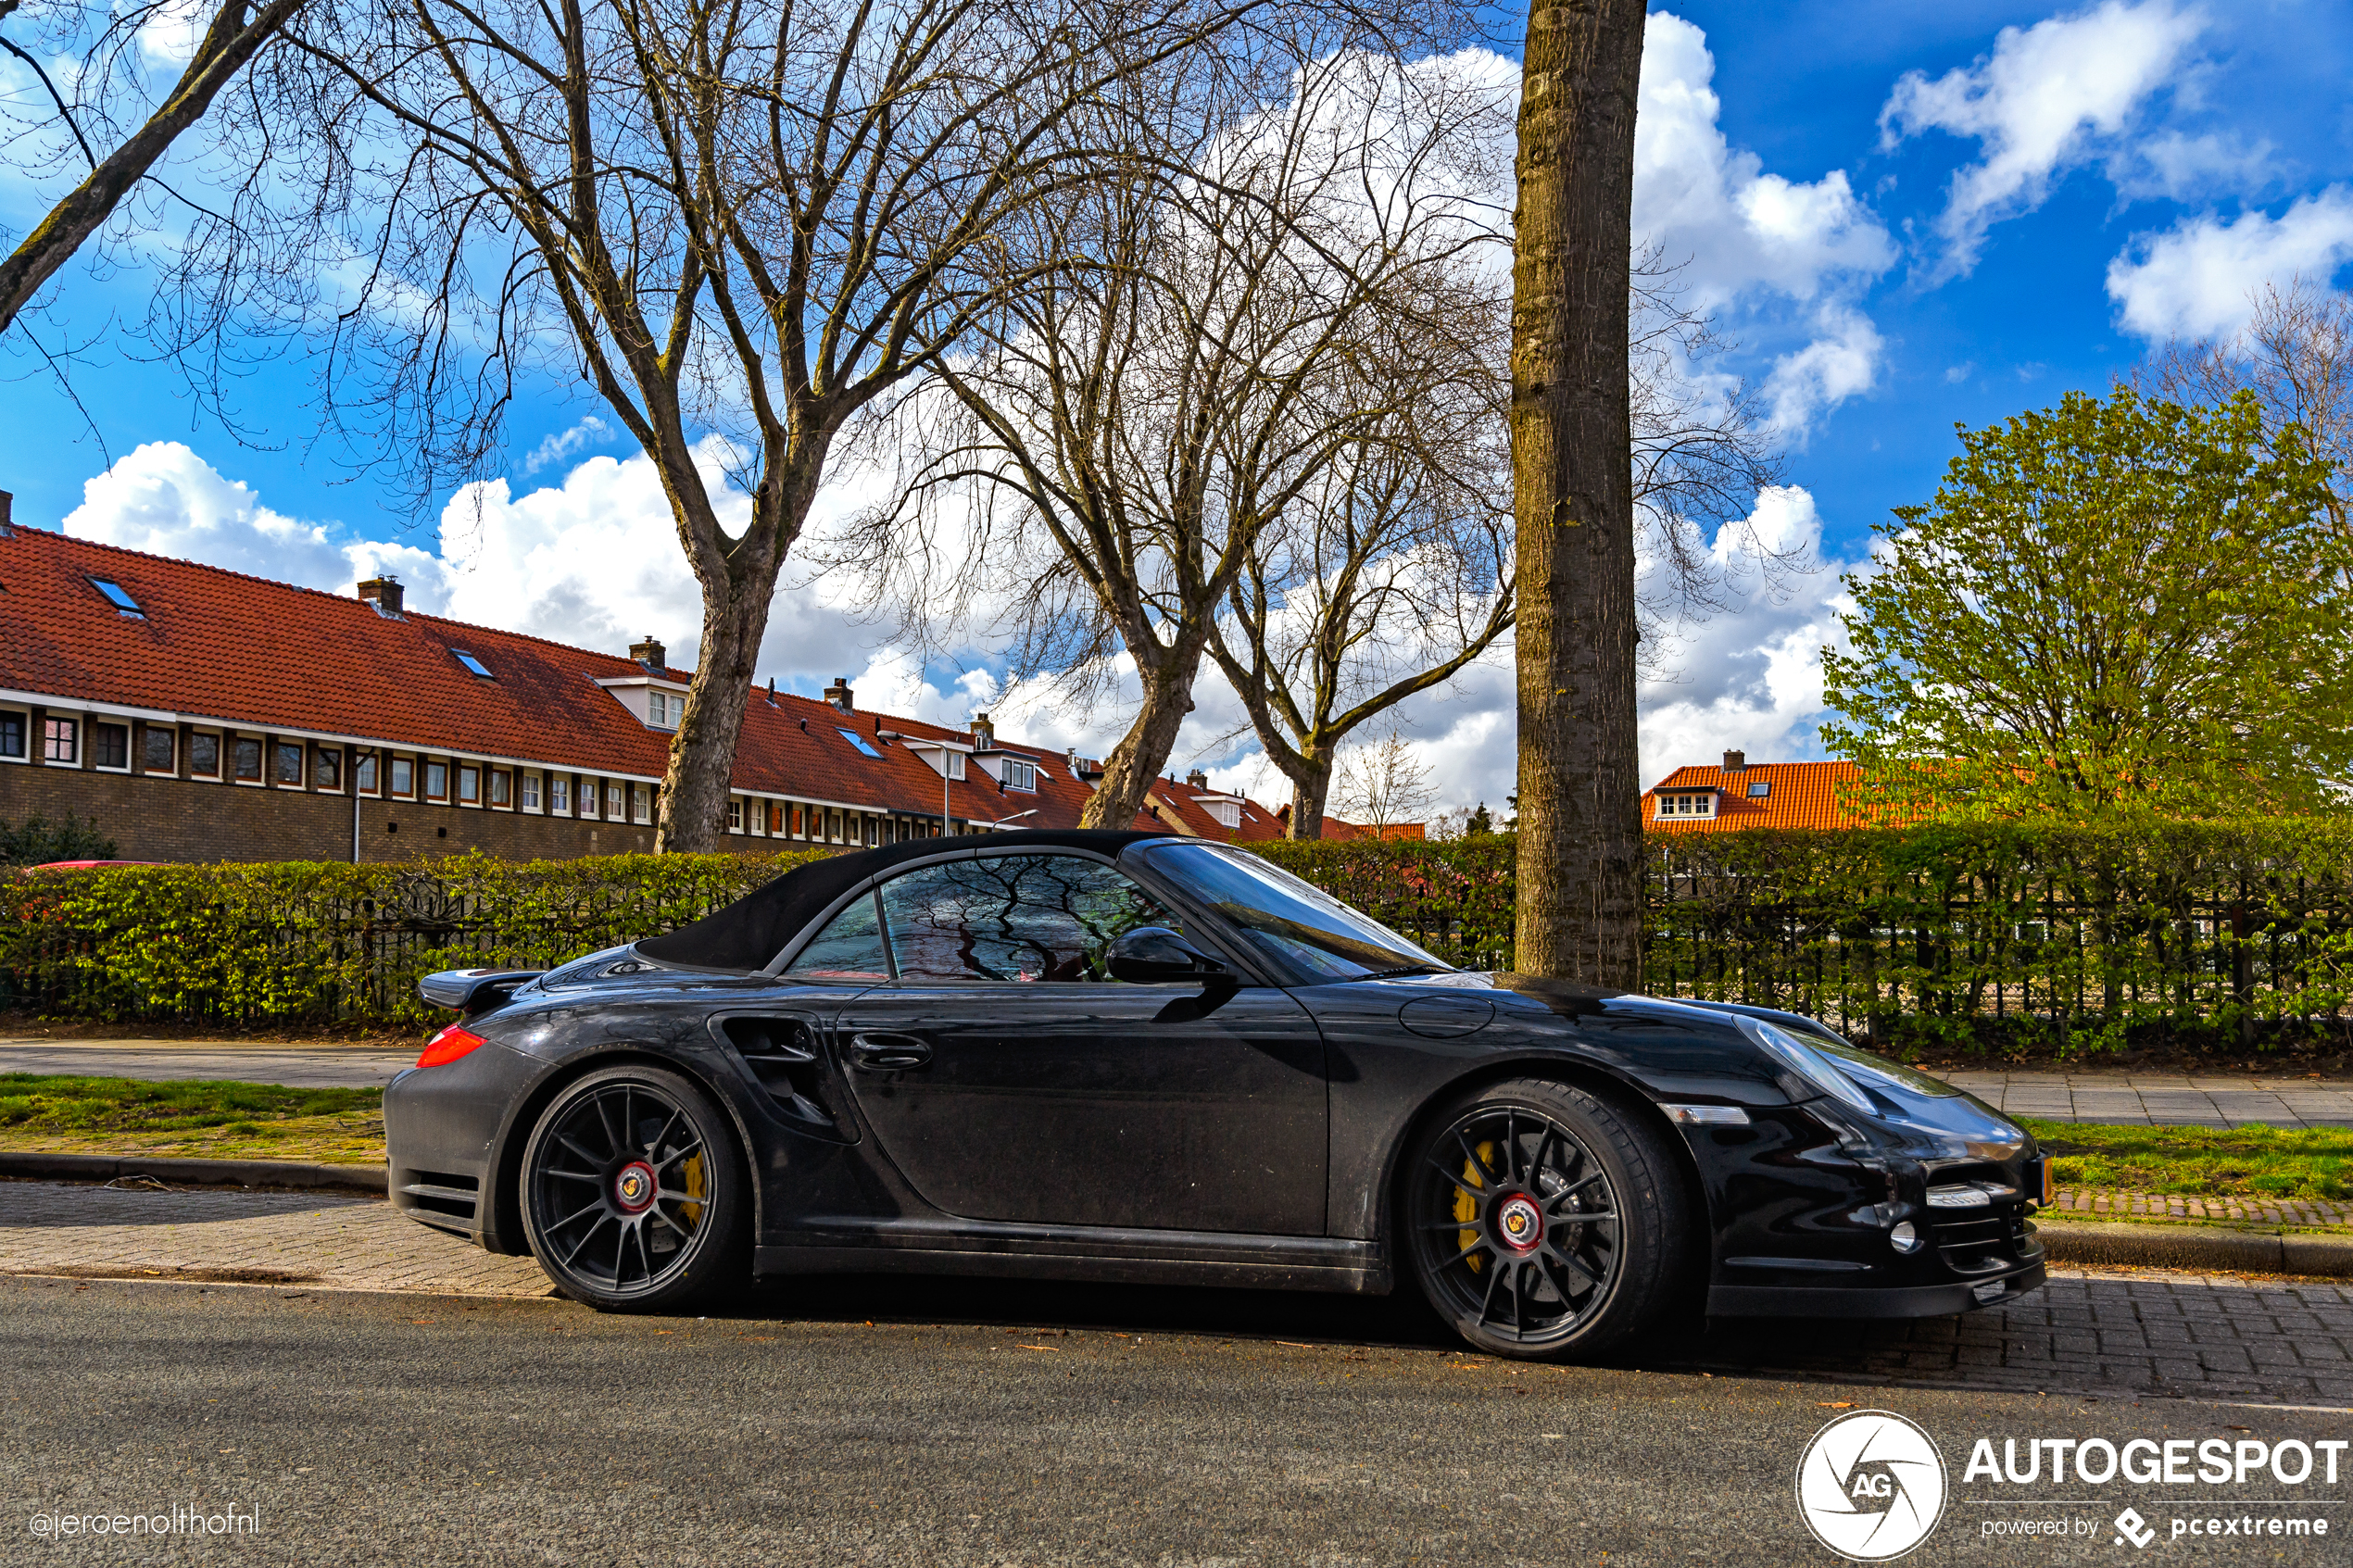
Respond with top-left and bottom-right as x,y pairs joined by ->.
1402,1078 -> 1686,1361
520,1064 -> 749,1312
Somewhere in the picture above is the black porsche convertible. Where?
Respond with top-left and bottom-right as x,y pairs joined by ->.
386,830 -> 2047,1360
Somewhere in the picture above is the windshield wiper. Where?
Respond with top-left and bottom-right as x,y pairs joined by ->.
1356,963 -> 1453,980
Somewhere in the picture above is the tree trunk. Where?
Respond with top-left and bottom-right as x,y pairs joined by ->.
655,573 -> 765,852
0,0 -> 303,337
1510,0 -> 1645,985
1081,645 -> 1203,829
1283,746 -> 1334,839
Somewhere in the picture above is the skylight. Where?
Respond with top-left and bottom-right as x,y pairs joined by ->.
452,650 -> 494,679
91,579 -> 143,616
837,728 -> 882,759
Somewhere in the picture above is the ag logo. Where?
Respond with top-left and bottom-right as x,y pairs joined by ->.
1795,1409 -> 1948,1561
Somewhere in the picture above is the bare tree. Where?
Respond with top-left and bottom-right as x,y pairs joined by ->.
0,0 -> 304,340
2140,277 -> 2353,535
1510,0 -> 1645,985
220,0 -> 1283,850
838,44 -> 1504,829
1333,722 -> 1436,834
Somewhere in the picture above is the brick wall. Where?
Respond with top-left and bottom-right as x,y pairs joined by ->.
0,762 -> 654,863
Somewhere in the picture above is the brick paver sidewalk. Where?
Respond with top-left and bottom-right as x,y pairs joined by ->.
0,1040 -> 414,1088
2050,1186 -> 2353,1229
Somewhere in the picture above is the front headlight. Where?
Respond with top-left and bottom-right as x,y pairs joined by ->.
1733,1014 -> 1879,1115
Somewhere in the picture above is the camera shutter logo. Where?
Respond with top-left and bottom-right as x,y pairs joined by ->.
1795,1410 -> 1948,1561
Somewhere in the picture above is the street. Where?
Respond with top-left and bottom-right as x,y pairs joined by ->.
5,1264 -> 2349,1566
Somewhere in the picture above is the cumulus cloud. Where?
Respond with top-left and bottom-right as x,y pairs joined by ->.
1881,0 -> 2207,275
2106,187 -> 2353,339
1763,306 -> 1885,437
59,439 -> 884,693
521,416 -> 615,475
1636,485 -> 1856,786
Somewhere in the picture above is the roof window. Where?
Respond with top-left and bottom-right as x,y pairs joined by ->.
1747,780 -> 1770,798
837,728 -> 883,759
452,650 -> 494,679
91,579 -> 144,616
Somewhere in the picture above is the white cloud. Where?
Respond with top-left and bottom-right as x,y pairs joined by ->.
1763,306 -> 1884,437
1637,485 -> 1856,786
2106,187 -> 2353,339
2110,130 -> 2275,203
521,417 -> 614,475
59,440 -> 884,692
1881,0 -> 2207,275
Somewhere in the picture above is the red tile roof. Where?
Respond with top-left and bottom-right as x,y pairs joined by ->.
1642,759 -> 1860,832
1141,776 -> 1289,842
0,524 -> 1247,834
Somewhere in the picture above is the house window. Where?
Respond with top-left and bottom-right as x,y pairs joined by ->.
314,748 -> 342,791
94,722 -> 129,770
1206,799 -> 1241,830
943,749 -> 966,780
142,728 -> 174,772
521,772 -> 539,810
357,754 -> 379,793
791,805 -> 805,837
390,756 -> 414,797
275,741 -> 303,785
90,578 -> 144,616
727,798 -> 744,833
44,717 -> 78,764
864,819 -> 878,847
648,691 -> 678,727
632,784 -> 650,823
1748,780 -> 1770,798
233,737 -> 262,782
1001,759 -> 1037,792
837,727 -> 882,759
451,649 -> 494,680
457,764 -> 480,804
606,783 -> 624,819
0,711 -> 25,760
550,775 -> 571,813
426,760 -> 449,799
189,734 -> 220,776
1656,792 -> 1715,819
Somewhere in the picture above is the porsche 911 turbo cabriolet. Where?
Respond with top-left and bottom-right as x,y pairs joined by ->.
386,829 -> 2047,1360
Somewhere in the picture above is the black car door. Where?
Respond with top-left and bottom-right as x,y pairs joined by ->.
824,851 -> 1327,1236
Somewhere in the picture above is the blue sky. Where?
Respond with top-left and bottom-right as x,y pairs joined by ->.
4,1 -> 2350,810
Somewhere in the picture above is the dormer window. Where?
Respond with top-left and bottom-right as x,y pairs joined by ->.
1655,791 -> 1717,819
1206,799 -> 1241,830
648,691 -> 680,728
91,579 -> 144,617
1001,759 -> 1037,792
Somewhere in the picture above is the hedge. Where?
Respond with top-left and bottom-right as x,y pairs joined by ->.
12,823 -> 2353,1056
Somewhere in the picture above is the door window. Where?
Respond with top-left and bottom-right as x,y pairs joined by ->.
785,893 -> 891,981
877,855 -> 1175,983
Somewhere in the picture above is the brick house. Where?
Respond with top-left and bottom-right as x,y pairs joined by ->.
1642,750 -> 1861,832
0,506 -> 1295,862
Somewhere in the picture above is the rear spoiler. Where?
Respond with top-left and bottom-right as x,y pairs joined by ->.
417,968 -> 545,1016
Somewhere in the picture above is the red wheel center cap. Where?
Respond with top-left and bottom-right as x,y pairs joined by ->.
1495,1194 -> 1542,1252
613,1160 -> 657,1214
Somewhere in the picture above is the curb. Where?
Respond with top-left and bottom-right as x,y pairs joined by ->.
0,1151 -> 388,1195
2039,1219 -> 2353,1278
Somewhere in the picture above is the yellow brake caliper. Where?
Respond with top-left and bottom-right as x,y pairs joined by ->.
680,1151 -> 707,1224
1455,1141 -> 1494,1273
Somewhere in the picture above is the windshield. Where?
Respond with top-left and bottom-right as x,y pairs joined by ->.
1140,841 -> 1451,983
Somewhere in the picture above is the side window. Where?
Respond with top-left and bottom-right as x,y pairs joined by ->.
877,855 -> 1175,983
785,893 -> 891,981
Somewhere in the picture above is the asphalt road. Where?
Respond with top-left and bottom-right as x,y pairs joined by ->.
5,1274 -> 2349,1566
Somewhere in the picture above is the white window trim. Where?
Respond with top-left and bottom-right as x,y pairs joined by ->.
0,707 -> 27,765
91,718 -> 132,773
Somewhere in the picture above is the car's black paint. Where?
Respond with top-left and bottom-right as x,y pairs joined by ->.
384,829 -> 2046,1322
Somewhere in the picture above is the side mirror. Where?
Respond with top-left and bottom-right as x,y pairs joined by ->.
1106,926 -> 1228,984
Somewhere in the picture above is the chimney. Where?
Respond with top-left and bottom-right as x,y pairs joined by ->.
1722,749 -> 1746,773
357,577 -> 405,618
1186,769 -> 1208,790
971,711 -> 995,750
766,677 -> 777,706
0,489 -> 13,536
630,635 -> 666,670
823,675 -> 854,711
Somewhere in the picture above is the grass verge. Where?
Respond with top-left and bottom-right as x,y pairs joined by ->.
0,1074 -> 385,1164
2021,1118 -> 2352,1202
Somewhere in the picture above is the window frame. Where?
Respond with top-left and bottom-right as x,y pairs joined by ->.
43,716 -> 79,766
356,753 -> 380,795
389,755 -> 415,797
0,709 -> 25,762
141,726 -> 175,773
232,735 -> 264,784
274,740 -> 305,787
425,759 -> 450,801
188,732 -> 220,778
93,721 -> 131,771
457,763 -> 481,806
313,746 -> 342,792
1001,759 -> 1037,792
521,771 -> 540,811
549,774 -> 572,814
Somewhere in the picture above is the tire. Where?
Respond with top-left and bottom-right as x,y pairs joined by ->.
519,1063 -> 750,1313
1400,1077 -> 1689,1361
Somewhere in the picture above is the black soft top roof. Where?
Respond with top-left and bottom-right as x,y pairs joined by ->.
635,829 -> 1174,972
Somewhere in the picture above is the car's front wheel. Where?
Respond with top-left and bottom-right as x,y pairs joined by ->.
1402,1078 -> 1688,1361
519,1064 -> 749,1312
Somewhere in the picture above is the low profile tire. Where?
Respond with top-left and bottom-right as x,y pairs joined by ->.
1402,1077 -> 1687,1361
520,1064 -> 749,1313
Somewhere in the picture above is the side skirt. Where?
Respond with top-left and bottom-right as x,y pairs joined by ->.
757,1218 -> 1390,1296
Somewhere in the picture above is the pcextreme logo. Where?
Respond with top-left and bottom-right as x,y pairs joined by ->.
1796,1409 -> 1950,1562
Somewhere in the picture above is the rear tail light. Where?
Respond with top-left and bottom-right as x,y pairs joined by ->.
417,1025 -> 488,1069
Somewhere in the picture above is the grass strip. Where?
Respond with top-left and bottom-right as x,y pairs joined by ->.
2020,1117 -> 2352,1202
0,1073 -> 385,1164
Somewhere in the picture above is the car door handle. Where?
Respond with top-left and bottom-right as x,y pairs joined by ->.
849,1033 -> 933,1071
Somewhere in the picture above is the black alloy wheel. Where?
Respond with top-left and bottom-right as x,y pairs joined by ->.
520,1064 -> 748,1312
1403,1079 -> 1686,1361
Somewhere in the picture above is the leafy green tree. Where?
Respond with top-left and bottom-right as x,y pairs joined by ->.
1822,388 -> 2349,818
0,815 -> 116,866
